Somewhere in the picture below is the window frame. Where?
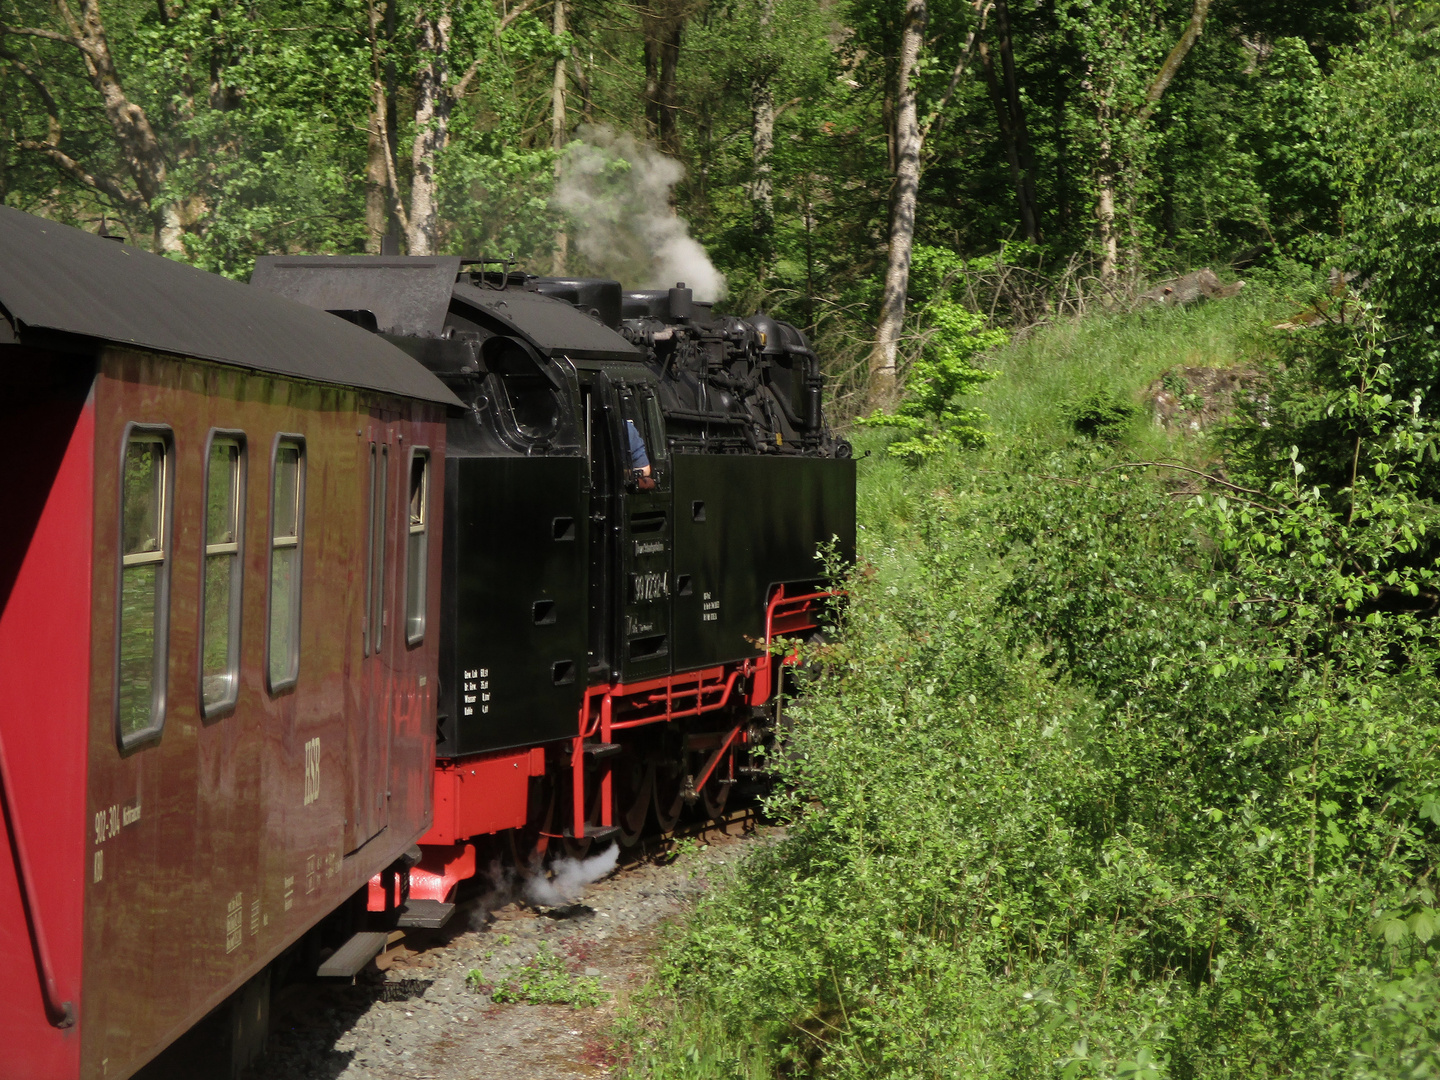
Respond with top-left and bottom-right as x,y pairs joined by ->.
366,441 -> 388,657
113,423 -> 175,751
403,447 -> 431,646
265,434 -> 306,694
199,429 -> 247,719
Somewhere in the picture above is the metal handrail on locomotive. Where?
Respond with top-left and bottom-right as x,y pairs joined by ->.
251,257 -> 857,913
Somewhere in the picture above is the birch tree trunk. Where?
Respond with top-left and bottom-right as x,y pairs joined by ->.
552,0 -> 568,274
1091,0 -> 1210,294
749,0 -> 776,242
1095,99 -> 1118,294
406,2 -> 450,256
364,0 -> 389,253
869,0 -> 926,410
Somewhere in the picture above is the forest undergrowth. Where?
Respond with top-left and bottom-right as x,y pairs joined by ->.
615,291 -> 1440,1079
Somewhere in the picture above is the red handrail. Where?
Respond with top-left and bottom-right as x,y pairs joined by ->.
0,730 -> 75,1028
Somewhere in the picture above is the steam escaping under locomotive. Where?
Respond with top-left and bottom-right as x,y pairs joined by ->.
252,256 -> 856,913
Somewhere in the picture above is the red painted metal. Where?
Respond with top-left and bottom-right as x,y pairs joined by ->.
71,351 -> 446,1078
367,842 -> 476,910
564,584 -> 840,839
0,376 -> 93,1079
690,724 -> 744,794
422,747 -> 546,846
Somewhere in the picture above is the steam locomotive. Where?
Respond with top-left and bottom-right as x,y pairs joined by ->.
251,257 -> 855,917
0,209 -> 853,1080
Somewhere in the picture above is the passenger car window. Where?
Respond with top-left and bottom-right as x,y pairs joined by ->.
405,450 -> 429,645
367,443 -> 388,655
117,429 -> 172,746
267,438 -> 305,691
201,434 -> 245,716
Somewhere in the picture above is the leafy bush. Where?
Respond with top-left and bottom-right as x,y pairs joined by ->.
859,246 -> 1005,462
621,294 -> 1440,1079
1062,391 -> 1137,441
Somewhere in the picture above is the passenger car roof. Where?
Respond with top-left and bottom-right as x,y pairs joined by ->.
0,207 -> 461,407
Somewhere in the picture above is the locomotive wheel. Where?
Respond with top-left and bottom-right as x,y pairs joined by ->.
653,763 -> 686,833
701,750 -> 733,819
614,760 -> 653,848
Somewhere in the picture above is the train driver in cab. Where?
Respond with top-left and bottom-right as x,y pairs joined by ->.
625,418 -> 657,491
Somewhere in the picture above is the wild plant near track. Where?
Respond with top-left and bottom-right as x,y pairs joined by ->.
624,301 -> 1440,1079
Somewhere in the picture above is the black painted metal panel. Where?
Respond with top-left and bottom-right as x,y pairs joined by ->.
670,455 -> 856,671
437,456 -> 589,756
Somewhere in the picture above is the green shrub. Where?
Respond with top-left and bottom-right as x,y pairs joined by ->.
620,293 -> 1440,1080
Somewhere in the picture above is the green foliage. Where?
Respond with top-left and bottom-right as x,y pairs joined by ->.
489,943 -> 606,1007
860,246 -> 1005,461
1061,391 -> 1136,441
619,296 -> 1440,1080
1329,7 -> 1440,389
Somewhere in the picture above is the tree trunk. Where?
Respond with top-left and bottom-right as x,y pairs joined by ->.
62,0 -> 180,249
978,37 -> 1031,240
658,22 -> 681,155
1095,100 -> 1118,295
870,0 -> 926,410
406,2 -> 450,256
1090,0 -> 1210,293
552,0 -> 568,273
364,0 -> 390,253
643,5 -> 662,141
749,0 -> 776,243
993,0 -> 1039,240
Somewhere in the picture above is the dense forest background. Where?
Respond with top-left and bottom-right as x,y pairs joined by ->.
7,0 -> 1439,413
13,3 -> 1440,1074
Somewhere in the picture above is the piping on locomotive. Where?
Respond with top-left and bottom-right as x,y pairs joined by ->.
252,258 -> 857,921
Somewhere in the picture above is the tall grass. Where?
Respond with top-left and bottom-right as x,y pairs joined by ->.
976,293 -> 1287,450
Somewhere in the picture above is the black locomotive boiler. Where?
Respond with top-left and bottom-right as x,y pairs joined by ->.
252,257 -> 856,906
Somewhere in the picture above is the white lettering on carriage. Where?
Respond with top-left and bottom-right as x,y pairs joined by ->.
303,738 -> 321,806
226,893 -> 243,953
93,850 -> 103,883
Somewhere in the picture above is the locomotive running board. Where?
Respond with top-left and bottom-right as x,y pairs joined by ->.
396,899 -> 457,930
317,931 -> 389,978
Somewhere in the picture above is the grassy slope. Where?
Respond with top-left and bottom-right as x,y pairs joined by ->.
615,291 -> 1440,1080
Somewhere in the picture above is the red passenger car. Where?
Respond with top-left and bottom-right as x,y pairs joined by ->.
0,209 -> 459,1079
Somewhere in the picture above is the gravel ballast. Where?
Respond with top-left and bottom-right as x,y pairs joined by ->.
244,822 -> 764,1080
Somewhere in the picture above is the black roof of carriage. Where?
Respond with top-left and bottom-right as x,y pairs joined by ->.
0,207 -> 461,407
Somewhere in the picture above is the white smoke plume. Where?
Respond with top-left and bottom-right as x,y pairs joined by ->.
523,843 -> 620,907
554,125 -> 727,302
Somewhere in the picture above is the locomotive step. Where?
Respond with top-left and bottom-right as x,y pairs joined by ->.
581,740 -> 623,761
316,931 -> 389,978
396,900 -> 456,930
562,824 -> 621,843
